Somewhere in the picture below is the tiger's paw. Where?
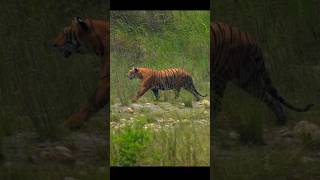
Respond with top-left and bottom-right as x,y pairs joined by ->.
64,113 -> 85,130
131,97 -> 138,103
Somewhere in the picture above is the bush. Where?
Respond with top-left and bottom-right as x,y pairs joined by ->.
112,117 -> 152,166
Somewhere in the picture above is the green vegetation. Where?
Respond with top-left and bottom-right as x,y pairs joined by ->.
111,106 -> 210,166
110,11 -> 210,166
212,0 -> 320,179
0,0 -> 109,179
111,11 -> 210,105
112,117 -> 153,166
0,164 -> 107,180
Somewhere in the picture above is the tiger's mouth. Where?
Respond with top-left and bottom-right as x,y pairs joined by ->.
128,75 -> 134,80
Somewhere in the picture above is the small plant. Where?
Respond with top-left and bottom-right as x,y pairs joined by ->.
237,116 -> 264,144
112,116 -> 152,166
230,105 -> 265,145
111,113 -> 120,122
144,114 -> 157,123
182,96 -> 193,108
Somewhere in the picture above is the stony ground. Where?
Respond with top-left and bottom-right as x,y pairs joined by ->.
111,99 -> 210,131
0,113 -> 108,180
213,113 -> 320,179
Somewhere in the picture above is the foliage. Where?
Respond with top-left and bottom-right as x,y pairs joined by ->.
112,117 -> 152,166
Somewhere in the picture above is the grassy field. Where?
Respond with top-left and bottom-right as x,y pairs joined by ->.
110,11 -> 210,166
0,0 -> 109,179
212,0 -> 320,179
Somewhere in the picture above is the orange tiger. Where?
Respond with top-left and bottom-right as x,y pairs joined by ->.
211,22 -> 313,125
128,67 -> 206,102
52,17 -> 109,129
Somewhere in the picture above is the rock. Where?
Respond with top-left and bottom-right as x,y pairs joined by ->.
293,121 -> 320,142
3,161 -> 13,168
130,103 -> 144,110
167,118 -> 175,123
127,107 -> 134,113
201,99 -> 210,108
64,177 -> 78,180
301,156 -> 317,163
120,118 -> 126,123
130,103 -> 162,112
54,146 -> 72,154
229,131 -> 240,140
34,145 -> 75,163
279,128 -> 294,138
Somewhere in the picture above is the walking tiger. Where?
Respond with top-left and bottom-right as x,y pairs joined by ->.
211,22 -> 313,125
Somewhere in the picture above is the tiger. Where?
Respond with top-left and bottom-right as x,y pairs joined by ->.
52,17 -> 109,129
211,21 -> 313,125
127,67 -> 207,102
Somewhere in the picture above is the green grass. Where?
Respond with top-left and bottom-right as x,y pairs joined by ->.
110,11 -> 210,104
0,0 -> 109,178
111,117 -> 153,166
111,108 -> 210,166
0,164 -> 107,180
110,11 -> 210,166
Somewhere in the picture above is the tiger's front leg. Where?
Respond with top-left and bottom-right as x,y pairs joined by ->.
151,88 -> 160,101
64,63 -> 109,129
212,79 -> 226,120
132,84 -> 150,103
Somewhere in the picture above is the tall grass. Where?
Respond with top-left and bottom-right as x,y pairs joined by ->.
212,0 -> 320,178
110,11 -> 210,104
0,0 -> 107,138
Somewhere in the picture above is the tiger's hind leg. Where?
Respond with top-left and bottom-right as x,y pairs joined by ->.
174,88 -> 181,99
184,87 -> 200,101
152,88 -> 160,101
183,81 -> 201,101
212,79 -> 226,120
241,77 -> 287,125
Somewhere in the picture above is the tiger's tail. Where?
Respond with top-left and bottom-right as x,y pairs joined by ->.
194,87 -> 207,97
262,70 -> 314,112
189,77 -> 207,97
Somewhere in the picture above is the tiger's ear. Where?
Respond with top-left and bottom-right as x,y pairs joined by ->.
133,67 -> 138,72
75,17 -> 89,32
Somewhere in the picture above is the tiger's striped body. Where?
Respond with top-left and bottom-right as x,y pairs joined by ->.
128,67 -> 206,102
211,22 -> 313,125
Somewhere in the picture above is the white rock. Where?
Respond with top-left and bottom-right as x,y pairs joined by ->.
201,99 -> 210,108
127,107 -> 134,113
229,131 -> 240,140
64,177 -> 78,180
293,120 -> 320,141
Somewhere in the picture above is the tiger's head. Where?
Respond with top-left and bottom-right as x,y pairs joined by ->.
52,17 -> 98,58
128,67 -> 142,80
